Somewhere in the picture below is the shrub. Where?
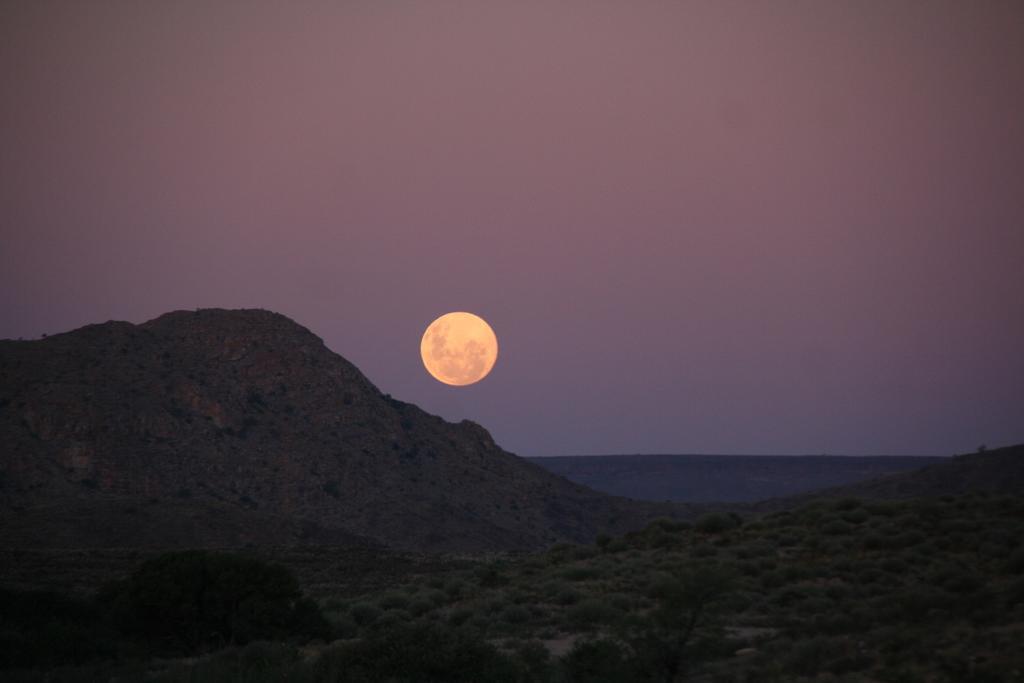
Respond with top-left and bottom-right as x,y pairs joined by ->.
692,543 -> 718,558
156,640 -> 303,681
379,591 -> 411,610
104,550 -> 326,654
349,602 -> 381,627
863,534 -> 887,550
898,587 -> 950,620
562,638 -> 636,683
866,501 -> 900,517
409,599 -> 434,617
508,639 -> 555,683
444,578 -> 469,599
561,566 -> 600,581
606,539 -> 629,553
555,587 -> 584,606
566,599 -> 622,630
940,570 -> 983,594
822,519 -> 852,535
0,587 -> 118,668
329,613 -> 359,639
783,636 -> 846,676
447,607 -> 474,626
1006,547 -> 1024,574
695,513 -> 741,534
501,604 -> 532,625
313,623 -> 522,682
842,508 -> 870,524
373,609 -> 412,631
1005,577 -> 1024,606
735,541 -> 773,559
475,563 -> 509,588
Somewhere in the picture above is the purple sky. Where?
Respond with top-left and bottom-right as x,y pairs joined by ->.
2,1 -> 1022,456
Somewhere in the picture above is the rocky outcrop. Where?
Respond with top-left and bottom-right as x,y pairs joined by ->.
0,309 -> 698,551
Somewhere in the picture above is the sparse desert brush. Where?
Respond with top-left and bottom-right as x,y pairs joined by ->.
444,577 -> 469,598
560,565 -> 601,582
555,586 -> 584,606
7,493 -> 1024,681
153,641 -> 306,683
500,604 -> 532,625
565,598 -> 623,631
408,598 -> 434,617
447,606 -> 474,626
1006,547 -> 1024,574
695,512 -> 742,534
378,591 -> 411,610
348,602 -> 380,626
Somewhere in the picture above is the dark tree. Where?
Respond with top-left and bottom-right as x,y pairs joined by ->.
105,550 -> 328,653
633,562 -> 736,683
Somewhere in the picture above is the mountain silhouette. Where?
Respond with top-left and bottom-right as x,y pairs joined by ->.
0,309 -> 698,551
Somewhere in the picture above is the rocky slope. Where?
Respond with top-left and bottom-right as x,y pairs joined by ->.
0,309 -> 697,551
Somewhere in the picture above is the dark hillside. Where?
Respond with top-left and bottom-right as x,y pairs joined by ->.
0,309 -> 700,552
753,443 -> 1024,512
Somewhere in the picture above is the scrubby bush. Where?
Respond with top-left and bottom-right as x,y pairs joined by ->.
562,638 -> 636,683
821,519 -> 852,535
0,588 -> 118,668
9,491 -> 1024,681
1006,547 -> 1024,574
695,512 -> 741,534
735,541 -> 774,559
372,609 -> 413,631
349,602 -> 381,627
424,588 -> 449,607
606,538 -> 629,553
566,598 -> 622,630
313,623 -> 523,682
444,578 -> 469,599
447,606 -> 474,626
409,598 -> 434,617
154,640 -> 304,682
692,542 -> 718,558
561,565 -> 600,581
475,563 -> 510,588
554,586 -> 584,606
329,613 -> 359,639
379,591 -> 411,610
500,604 -> 532,625
103,550 -> 329,654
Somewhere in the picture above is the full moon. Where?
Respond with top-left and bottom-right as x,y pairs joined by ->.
420,312 -> 499,386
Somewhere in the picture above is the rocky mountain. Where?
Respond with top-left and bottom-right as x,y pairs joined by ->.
0,309 -> 697,552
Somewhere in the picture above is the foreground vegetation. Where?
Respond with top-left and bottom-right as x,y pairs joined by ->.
3,493 -> 1024,681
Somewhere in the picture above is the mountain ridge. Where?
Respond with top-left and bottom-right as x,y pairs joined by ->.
0,308 -> 700,552
748,443 -> 1024,512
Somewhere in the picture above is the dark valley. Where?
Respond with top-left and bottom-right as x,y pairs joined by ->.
528,453 -> 949,503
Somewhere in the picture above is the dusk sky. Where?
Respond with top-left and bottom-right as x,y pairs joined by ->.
2,1 -> 1022,457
